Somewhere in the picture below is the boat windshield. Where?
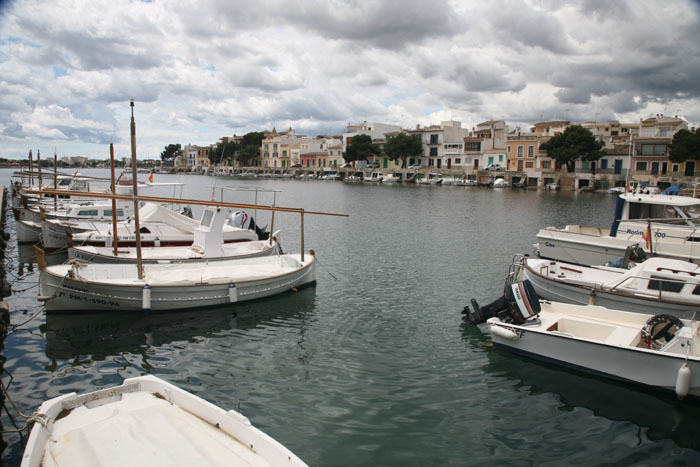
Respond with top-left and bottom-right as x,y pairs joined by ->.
627,201 -> 700,221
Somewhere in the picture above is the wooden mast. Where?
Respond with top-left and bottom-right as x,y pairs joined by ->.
53,149 -> 58,211
37,149 -> 42,191
28,150 -> 33,186
129,99 -> 144,279
110,142 -> 119,256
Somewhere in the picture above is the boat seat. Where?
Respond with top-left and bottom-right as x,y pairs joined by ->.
604,327 -> 642,346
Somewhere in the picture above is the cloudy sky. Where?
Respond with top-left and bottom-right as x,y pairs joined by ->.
1,0 -> 699,160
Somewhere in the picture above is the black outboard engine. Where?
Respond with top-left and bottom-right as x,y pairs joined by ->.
230,211 -> 270,241
462,280 -> 541,325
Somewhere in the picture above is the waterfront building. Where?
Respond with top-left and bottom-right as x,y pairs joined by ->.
471,120 -> 508,170
342,121 -> 402,153
632,115 -> 689,178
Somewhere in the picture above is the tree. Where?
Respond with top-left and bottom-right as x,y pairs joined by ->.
344,134 -> 380,164
160,144 -> 182,165
210,141 -> 240,166
236,145 -> 259,165
384,133 -> 423,168
669,128 -> 700,163
540,125 -> 605,172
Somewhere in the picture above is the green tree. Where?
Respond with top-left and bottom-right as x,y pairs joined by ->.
669,128 -> 700,163
210,141 -> 240,165
344,134 -> 380,164
241,131 -> 264,148
384,133 -> 423,168
160,144 -> 182,165
540,125 -> 605,172
236,145 -> 259,165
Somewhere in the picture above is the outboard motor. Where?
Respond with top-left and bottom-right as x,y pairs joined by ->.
462,280 -> 541,325
230,211 -> 270,241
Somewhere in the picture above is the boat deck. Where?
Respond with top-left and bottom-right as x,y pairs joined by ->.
43,391 -> 270,467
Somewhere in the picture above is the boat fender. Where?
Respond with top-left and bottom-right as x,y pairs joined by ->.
142,285 -> 151,312
228,283 -> 238,302
489,323 -> 519,340
154,237 -> 161,248
589,290 -> 596,305
676,363 -> 691,400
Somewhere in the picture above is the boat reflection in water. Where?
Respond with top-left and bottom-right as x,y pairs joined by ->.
41,289 -> 317,361
16,244 -> 66,277
461,322 -> 700,451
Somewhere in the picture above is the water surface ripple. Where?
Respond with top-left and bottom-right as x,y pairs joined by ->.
2,169 -> 700,466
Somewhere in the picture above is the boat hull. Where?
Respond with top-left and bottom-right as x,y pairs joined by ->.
21,375 -> 307,466
39,254 -> 316,312
16,220 -> 42,243
521,262 -> 700,319
488,314 -> 700,397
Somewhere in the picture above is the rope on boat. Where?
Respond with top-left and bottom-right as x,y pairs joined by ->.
313,253 -> 338,281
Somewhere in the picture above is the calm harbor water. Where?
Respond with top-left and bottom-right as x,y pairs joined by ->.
2,168 -> 700,466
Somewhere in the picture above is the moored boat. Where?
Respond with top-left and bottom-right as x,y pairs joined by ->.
536,192 -> 700,265
515,255 -> 700,318
21,374 -> 308,466
463,280 -> 700,399
37,247 -> 316,312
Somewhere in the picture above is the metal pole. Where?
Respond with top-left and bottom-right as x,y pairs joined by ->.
110,143 -> 119,256
130,99 -> 144,279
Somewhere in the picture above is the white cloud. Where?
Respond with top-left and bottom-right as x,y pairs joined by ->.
0,0 -> 699,159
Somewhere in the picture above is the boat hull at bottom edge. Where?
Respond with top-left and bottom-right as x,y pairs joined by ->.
39,256 -> 316,312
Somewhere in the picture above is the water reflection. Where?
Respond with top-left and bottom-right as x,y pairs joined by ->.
463,323 -> 700,451
41,289 -> 317,361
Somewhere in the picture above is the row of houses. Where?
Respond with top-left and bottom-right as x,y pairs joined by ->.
175,114 -> 695,188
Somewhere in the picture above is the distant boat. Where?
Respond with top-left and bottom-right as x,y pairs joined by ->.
21,374 -> 308,466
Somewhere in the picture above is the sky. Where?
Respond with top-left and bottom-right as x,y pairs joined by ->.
1,0 -> 699,160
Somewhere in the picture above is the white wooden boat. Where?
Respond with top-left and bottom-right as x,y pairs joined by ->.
517,256 -> 700,318
21,374 -> 307,466
492,178 -> 508,188
16,219 -> 43,244
69,239 -> 280,263
382,173 -> 401,183
464,281 -> 700,399
67,207 -> 281,263
63,204 -> 259,250
536,193 -> 700,266
37,247 -> 316,312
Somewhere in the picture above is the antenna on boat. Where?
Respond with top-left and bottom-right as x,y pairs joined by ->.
130,99 -> 144,279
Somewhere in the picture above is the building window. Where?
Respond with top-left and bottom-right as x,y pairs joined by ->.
465,142 -> 481,151
541,161 -> 550,169
517,146 -> 523,157
429,147 -> 438,156
601,159 -> 608,169
507,145 -> 511,152
528,146 -> 534,157
430,134 -> 439,145
636,161 -> 648,171
282,150 -> 287,157
455,158 -> 461,164
525,161 -> 534,168
673,164 -> 680,172
498,155 -> 504,162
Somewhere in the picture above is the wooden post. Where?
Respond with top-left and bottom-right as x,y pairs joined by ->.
300,209 -> 305,262
110,143 -> 118,256
130,99 -> 144,279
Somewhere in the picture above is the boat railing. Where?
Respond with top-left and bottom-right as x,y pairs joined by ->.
606,271 -> 700,300
505,254 -> 527,287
